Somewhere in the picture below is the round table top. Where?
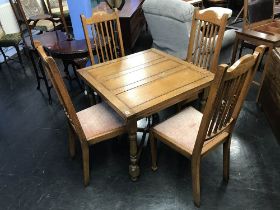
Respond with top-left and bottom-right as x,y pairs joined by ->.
26,30 -> 89,59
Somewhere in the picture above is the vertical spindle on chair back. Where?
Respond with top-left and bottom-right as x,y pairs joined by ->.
81,9 -> 125,65
34,40 -> 87,141
193,45 -> 266,155
187,9 -> 228,73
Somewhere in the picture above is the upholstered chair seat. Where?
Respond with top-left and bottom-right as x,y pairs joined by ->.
77,103 -> 125,142
0,32 -> 22,46
0,23 -> 23,67
152,106 -> 229,155
30,19 -> 61,31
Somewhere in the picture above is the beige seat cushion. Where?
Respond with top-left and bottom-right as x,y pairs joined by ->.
153,106 -> 202,155
202,7 -> 233,18
77,103 -> 125,142
153,106 -> 229,156
30,19 -> 61,31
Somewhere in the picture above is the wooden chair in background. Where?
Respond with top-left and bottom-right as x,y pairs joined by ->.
182,8 -> 228,106
150,45 -> 266,207
9,0 -> 54,102
0,21 -> 23,68
18,0 -> 62,32
80,8 -> 125,65
34,40 -> 126,186
187,8 -> 228,73
44,0 -> 70,36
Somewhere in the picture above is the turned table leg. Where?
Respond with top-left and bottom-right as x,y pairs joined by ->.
127,119 -> 140,181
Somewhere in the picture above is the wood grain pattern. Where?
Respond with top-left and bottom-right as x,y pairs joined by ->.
243,0 -> 275,30
93,0 -> 145,50
78,48 -> 214,180
187,8 -> 228,73
150,45 -> 266,207
259,48 -> 280,141
231,0 -> 280,102
34,40 -> 126,187
81,8 -> 125,65
78,49 -> 214,120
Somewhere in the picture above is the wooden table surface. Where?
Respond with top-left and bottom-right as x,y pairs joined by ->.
78,48 -> 214,180
231,25 -> 280,102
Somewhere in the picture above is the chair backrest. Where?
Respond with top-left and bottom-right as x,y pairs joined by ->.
193,45 -> 266,156
34,40 -> 87,141
9,0 -> 37,48
186,8 -> 228,73
18,0 -> 45,19
80,8 -> 125,65
243,0 -> 275,30
44,0 -> 69,35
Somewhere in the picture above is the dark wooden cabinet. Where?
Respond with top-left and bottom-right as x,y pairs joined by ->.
259,49 -> 280,140
118,0 -> 145,51
94,0 -> 145,52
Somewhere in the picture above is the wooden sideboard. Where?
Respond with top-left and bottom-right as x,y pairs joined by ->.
119,0 -> 145,51
259,49 -> 280,141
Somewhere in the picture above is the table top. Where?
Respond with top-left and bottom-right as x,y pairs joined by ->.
78,49 -> 214,121
237,28 -> 280,44
28,30 -> 89,59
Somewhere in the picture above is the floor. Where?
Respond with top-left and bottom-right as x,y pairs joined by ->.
0,29 -> 280,210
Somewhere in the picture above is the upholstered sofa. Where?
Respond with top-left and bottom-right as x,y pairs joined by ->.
143,0 -> 236,64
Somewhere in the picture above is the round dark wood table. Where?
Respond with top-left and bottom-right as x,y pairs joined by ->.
25,30 -> 90,102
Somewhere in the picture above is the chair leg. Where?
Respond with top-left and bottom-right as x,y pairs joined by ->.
71,63 -> 83,90
28,50 -> 41,90
191,157 -> 201,207
68,124 -> 76,158
223,136 -> 231,183
150,132 -> 158,171
0,47 -> 8,65
15,45 -> 24,68
238,42 -> 244,59
38,58 -> 52,104
81,143 -> 90,186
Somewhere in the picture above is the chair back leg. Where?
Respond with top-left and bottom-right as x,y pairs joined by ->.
15,45 -> 24,68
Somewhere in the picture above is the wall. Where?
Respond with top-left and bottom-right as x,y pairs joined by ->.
0,0 -> 19,33
0,0 -> 9,5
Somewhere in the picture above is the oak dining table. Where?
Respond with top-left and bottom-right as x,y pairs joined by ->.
77,48 -> 214,180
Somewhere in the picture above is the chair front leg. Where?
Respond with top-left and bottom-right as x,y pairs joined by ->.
81,142 -> 90,186
15,45 -> 24,68
150,132 -> 158,171
191,157 -> 201,207
223,136 -> 231,183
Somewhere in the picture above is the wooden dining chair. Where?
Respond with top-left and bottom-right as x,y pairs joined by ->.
34,40 -> 126,186
150,45 -> 266,207
44,0 -> 70,36
186,8 -> 228,73
16,0 -> 62,32
80,8 -> 125,65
